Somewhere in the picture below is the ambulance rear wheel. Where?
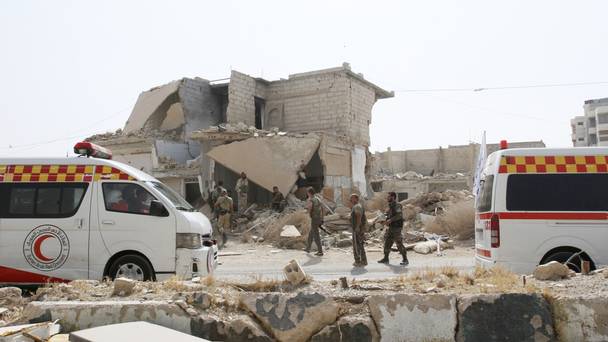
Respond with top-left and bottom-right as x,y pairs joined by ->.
108,254 -> 154,281
542,250 -> 593,273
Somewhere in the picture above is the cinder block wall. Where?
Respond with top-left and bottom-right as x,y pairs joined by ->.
227,70 -> 257,126
265,70 -> 376,147
375,141 -> 546,175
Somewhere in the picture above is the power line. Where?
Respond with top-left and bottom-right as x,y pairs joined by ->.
1,106 -> 131,151
395,81 -> 608,93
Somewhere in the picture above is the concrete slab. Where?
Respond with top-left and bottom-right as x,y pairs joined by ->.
368,294 -> 457,342
207,134 -> 321,196
551,296 -> 608,342
239,292 -> 339,342
457,293 -> 554,342
22,301 -> 192,334
69,321 -> 207,342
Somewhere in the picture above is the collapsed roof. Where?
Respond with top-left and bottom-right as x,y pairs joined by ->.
206,134 -> 321,196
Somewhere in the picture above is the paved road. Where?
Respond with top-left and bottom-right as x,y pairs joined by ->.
214,242 -> 476,281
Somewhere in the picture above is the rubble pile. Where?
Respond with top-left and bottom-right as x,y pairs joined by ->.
191,122 -> 288,139
396,190 -> 475,241
373,170 -> 470,181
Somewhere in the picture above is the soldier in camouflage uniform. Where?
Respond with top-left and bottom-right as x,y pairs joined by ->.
305,187 -> 324,256
214,189 -> 233,245
350,194 -> 368,267
378,192 -> 409,266
236,172 -> 249,215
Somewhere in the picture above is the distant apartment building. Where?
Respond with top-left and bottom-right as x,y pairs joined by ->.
570,97 -> 608,146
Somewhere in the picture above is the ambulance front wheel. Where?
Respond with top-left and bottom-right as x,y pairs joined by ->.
107,254 -> 155,281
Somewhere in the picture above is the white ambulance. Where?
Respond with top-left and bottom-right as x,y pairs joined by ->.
475,146 -> 608,274
0,142 -> 218,284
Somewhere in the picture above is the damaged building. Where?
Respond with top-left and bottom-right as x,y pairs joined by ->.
88,63 -> 394,207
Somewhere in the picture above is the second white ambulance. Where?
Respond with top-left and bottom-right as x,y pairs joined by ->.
475,146 -> 608,274
0,142 -> 218,284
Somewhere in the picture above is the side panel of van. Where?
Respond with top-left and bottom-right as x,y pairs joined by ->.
0,182 -> 92,282
95,181 -> 177,276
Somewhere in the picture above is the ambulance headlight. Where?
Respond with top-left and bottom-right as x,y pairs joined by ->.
176,233 -> 202,249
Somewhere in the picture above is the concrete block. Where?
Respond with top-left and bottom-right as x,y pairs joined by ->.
368,294 -> 457,342
22,301 -> 192,334
239,292 -> 339,342
310,314 -> 379,342
190,314 -> 272,342
457,294 -> 554,342
551,296 -> 608,342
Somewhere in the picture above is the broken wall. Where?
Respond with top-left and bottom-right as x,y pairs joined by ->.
179,78 -> 224,139
318,135 -> 353,205
227,71 -> 260,126
124,81 -> 181,134
376,141 -> 547,175
154,140 -> 199,165
265,69 -> 350,140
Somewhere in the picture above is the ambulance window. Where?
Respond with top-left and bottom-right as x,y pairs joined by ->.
37,187 -> 61,214
9,187 -> 35,215
102,183 -> 157,215
507,174 -> 608,211
1,183 -> 88,218
60,187 -> 87,214
476,175 -> 494,212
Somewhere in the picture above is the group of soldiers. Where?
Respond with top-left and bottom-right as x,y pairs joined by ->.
208,173 -> 247,245
209,174 -> 410,267
305,188 -> 409,267
208,172 -> 286,245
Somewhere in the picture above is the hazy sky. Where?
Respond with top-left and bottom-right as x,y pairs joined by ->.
2,0 -> 608,157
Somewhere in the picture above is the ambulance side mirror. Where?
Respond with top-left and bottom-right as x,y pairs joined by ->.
149,200 -> 169,217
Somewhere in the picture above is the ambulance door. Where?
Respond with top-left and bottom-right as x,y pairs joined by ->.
0,182 -> 91,283
96,182 -> 176,277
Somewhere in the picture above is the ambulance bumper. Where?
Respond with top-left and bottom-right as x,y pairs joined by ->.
175,245 -> 219,280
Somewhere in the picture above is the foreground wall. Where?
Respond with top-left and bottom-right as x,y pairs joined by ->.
21,291 -> 606,342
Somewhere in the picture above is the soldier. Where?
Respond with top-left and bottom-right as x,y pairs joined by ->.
214,188 -> 233,245
378,192 -> 409,266
350,194 -> 367,267
305,187 -> 324,256
271,186 -> 285,212
210,181 -> 225,219
236,172 -> 249,215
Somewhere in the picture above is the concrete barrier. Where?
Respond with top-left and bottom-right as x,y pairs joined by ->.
368,294 -> 457,342
457,293 -> 554,342
22,301 -> 192,334
310,314 -> 379,342
239,292 -> 339,342
550,296 -> 608,342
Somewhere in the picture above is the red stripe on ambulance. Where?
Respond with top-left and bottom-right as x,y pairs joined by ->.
0,265 -> 69,283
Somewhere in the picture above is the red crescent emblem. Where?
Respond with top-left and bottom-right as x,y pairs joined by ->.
33,234 -> 54,262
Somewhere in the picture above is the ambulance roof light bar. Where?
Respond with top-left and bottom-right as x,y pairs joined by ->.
73,142 -> 113,160
500,140 -> 508,150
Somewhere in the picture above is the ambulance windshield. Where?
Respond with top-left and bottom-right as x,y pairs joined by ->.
147,181 -> 194,211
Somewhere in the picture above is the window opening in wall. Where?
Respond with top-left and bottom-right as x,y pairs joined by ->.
254,97 -> 265,129
397,192 -> 408,202
185,180 -> 202,206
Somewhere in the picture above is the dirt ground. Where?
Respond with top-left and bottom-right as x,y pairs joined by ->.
214,239 -> 476,281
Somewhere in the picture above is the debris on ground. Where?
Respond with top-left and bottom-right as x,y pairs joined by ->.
284,260 -> 307,285
112,278 -> 136,297
280,225 -> 301,237
533,261 -> 571,281
0,321 -> 61,341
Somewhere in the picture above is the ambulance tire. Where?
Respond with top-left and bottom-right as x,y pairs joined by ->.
543,251 -> 592,273
107,254 -> 155,281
